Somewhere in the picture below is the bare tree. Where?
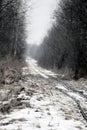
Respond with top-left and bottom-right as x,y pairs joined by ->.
36,0 -> 87,79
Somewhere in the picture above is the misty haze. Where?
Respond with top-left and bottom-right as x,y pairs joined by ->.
0,0 -> 87,130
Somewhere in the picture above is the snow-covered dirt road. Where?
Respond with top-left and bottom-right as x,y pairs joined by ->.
0,57 -> 87,130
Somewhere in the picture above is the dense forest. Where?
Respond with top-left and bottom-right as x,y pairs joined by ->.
0,0 -> 25,59
0,0 -> 87,81
0,0 -> 26,83
36,0 -> 87,79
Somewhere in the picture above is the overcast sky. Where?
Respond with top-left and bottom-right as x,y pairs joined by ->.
26,0 -> 58,45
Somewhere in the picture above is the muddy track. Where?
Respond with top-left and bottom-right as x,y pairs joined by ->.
57,87 -> 87,122
59,80 -> 87,98
29,72 -> 87,122
18,71 -> 87,123
52,77 -> 87,122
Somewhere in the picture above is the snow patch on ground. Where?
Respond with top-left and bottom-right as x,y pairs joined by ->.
0,92 -> 86,130
0,57 -> 87,130
0,94 -> 86,130
55,84 -> 67,91
26,57 -> 57,79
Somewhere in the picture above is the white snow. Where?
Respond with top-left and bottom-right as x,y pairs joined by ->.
0,92 -> 86,130
55,84 -> 67,91
0,57 -> 87,130
26,57 -> 57,79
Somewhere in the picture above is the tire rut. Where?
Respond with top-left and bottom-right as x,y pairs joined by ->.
54,80 -> 87,122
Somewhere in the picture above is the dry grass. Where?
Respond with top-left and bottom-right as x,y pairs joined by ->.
0,55 -> 26,84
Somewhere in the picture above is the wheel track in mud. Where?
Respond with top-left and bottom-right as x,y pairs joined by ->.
55,87 -> 87,122
24,71 -> 87,123
6,62 -> 87,124
48,76 -> 87,122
